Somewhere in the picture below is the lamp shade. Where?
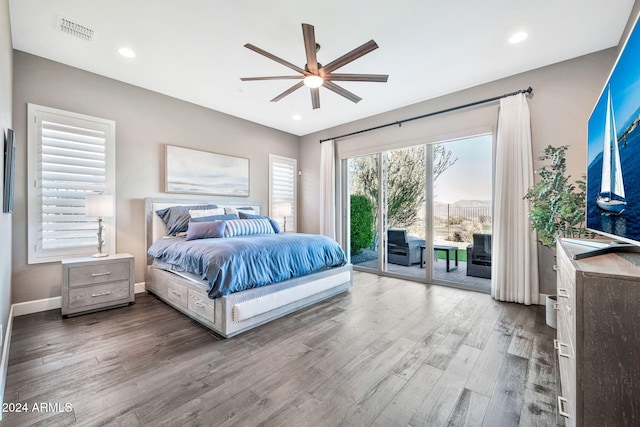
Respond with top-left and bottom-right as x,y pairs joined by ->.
85,194 -> 114,217
274,203 -> 292,218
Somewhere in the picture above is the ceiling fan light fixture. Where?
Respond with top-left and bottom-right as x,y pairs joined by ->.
303,75 -> 323,88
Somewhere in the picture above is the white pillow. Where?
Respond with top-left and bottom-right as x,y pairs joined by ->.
189,207 -> 225,218
224,206 -> 256,215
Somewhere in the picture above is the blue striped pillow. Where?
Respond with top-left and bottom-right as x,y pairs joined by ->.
224,218 -> 275,237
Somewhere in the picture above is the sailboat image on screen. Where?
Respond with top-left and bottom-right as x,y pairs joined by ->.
597,86 -> 627,214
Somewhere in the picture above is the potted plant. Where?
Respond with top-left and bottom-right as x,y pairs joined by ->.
524,145 -> 591,249
524,145 -> 591,328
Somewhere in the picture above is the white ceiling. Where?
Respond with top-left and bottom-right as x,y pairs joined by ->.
8,0 -> 636,136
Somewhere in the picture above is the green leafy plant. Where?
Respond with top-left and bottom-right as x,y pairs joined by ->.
350,195 -> 375,255
349,144 -> 457,229
524,145 -> 591,247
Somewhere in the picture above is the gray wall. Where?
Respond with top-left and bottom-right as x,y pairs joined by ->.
298,48 -> 617,296
0,0 -> 12,404
11,51 -> 299,303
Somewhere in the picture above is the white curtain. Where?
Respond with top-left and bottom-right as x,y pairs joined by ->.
320,139 -> 336,239
492,94 -> 539,305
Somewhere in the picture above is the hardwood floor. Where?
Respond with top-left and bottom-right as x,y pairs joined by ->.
2,272 -> 559,426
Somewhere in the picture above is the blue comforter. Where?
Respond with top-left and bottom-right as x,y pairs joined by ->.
148,233 -> 346,298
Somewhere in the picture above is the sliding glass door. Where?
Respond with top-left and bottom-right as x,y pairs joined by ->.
382,145 -> 428,277
348,153 -> 381,272
346,134 -> 493,292
431,135 -> 492,291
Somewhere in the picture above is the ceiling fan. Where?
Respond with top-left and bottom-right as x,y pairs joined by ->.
241,23 -> 388,109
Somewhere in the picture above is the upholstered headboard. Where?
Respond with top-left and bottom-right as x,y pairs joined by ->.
144,197 -> 262,265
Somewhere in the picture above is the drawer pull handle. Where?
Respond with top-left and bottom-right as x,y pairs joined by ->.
91,272 -> 112,277
553,302 -> 559,310
91,291 -> 111,297
554,339 -> 571,358
558,288 -> 569,298
194,301 -> 206,308
558,396 -> 570,418
170,290 -> 182,297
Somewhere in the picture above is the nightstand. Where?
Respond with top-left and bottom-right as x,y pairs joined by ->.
61,253 -> 135,316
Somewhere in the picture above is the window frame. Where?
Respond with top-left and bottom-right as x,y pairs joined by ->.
269,154 -> 297,233
27,103 -> 116,264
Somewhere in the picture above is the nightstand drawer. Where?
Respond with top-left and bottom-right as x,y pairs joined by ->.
68,261 -> 131,287
68,281 -> 131,309
188,289 -> 215,322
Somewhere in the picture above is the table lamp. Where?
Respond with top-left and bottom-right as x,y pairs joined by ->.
274,203 -> 292,233
85,194 -> 114,257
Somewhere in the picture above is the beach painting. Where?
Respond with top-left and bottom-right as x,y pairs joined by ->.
165,145 -> 249,196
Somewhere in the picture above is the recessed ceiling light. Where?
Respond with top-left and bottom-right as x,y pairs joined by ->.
292,114 -> 302,121
118,47 -> 136,58
508,31 -> 528,44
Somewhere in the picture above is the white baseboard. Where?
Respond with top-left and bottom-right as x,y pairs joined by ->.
12,297 -> 61,317
0,304 -> 15,420
11,282 -> 146,318
539,293 -> 552,305
134,282 -> 146,294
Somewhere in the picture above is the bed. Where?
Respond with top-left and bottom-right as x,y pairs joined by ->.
144,197 -> 352,338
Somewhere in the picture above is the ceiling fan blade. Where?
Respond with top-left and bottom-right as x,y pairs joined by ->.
270,81 -> 305,102
244,43 -> 307,75
326,73 -> 388,82
302,23 -> 318,74
320,40 -> 379,74
241,76 -> 304,81
310,87 -> 320,109
323,81 -> 362,103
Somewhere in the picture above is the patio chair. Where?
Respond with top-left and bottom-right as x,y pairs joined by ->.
466,233 -> 492,279
387,229 -> 425,266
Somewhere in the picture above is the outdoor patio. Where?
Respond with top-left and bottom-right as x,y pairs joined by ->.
352,252 -> 491,293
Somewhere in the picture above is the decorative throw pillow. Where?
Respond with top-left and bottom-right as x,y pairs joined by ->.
156,204 -> 217,235
238,211 -> 261,220
186,220 -> 226,241
238,212 -> 281,233
190,214 -> 238,222
189,207 -> 225,218
224,218 -> 275,237
268,219 -> 281,234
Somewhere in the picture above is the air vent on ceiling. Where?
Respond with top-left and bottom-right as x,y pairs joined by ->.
57,16 -> 94,41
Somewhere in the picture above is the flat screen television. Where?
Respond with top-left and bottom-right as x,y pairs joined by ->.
3,128 -> 14,213
582,12 -> 640,259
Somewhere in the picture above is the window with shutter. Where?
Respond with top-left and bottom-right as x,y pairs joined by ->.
269,154 -> 297,233
27,104 -> 116,264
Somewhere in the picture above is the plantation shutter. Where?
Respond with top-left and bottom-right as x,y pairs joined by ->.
28,104 -> 116,264
269,155 -> 297,233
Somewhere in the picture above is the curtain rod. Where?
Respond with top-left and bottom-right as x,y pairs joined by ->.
319,86 -> 533,143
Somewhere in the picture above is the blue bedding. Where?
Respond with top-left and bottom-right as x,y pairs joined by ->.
148,233 -> 346,298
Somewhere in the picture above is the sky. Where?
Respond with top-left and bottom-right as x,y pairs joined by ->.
434,134 -> 492,204
588,15 -> 640,166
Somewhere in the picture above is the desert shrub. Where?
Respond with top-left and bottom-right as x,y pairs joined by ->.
458,220 -> 484,242
350,195 -> 375,255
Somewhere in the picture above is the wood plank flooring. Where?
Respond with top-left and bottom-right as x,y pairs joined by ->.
1,272 -> 560,426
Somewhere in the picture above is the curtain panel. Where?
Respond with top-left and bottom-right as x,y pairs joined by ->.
492,94 -> 539,305
320,139 -> 336,239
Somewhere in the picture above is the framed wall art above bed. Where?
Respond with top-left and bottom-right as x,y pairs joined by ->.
165,145 -> 249,197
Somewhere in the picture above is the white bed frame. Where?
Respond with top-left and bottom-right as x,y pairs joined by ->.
144,198 -> 352,338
